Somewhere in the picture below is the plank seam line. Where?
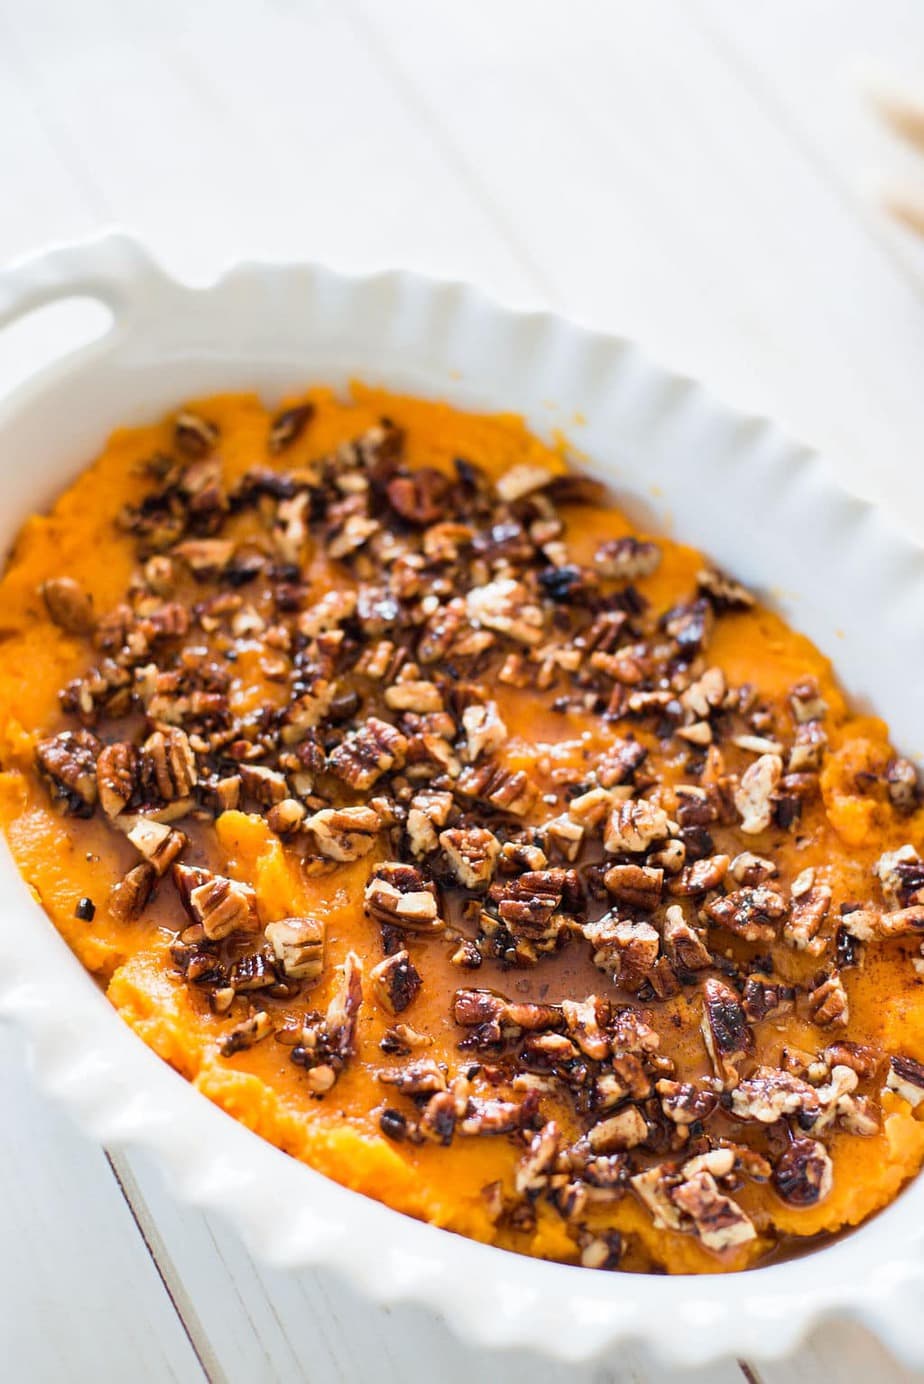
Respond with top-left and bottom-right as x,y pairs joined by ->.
339,0 -> 556,303
690,1 -> 924,300
105,1148 -> 224,1384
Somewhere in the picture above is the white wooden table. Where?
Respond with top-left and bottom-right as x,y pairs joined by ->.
2,3 -> 924,1380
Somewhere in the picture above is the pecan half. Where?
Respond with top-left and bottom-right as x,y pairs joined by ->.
703,886 -> 787,942
733,753 -> 782,834
96,741 -> 138,817
440,826 -> 501,889
701,977 -> 753,1082
40,576 -> 95,634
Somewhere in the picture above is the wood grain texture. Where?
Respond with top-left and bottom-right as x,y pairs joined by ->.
0,1026 -> 203,1383
1,1 -> 924,1379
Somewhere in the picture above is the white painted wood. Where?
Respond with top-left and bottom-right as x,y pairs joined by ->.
112,1147 -> 750,1384
0,1026 -> 203,1383
2,1 -> 924,1379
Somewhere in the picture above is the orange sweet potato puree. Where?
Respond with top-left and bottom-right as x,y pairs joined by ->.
1,384 -> 923,1275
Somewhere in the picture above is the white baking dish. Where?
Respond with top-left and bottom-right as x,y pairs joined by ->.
1,231 -> 923,1370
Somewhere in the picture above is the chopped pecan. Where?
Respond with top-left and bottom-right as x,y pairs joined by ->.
669,1169 -> 756,1250
108,862 -> 156,922
788,721 -> 828,773
885,1054 -> 924,1108
662,905 -> 712,972
784,883 -> 831,956
495,462 -> 556,503
218,1010 -> 272,1057
124,817 -> 187,875
377,1057 -> 447,1096
370,949 -> 422,1014
304,805 -> 380,862
328,716 -> 407,790
36,729 -> 100,815
595,738 -> 648,788
384,680 -> 444,714
174,410 -> 218,458
805,970 -> 848,1028
292,952 -> 364,1093
459,1097 -> 525,1136
603,863 -> 663,910
667,855 -> 730,897
697,566 -> 754,611
268,401 -> 314,453
701,977 -> 753,1082
886,756 -> 920,812
380,1022 -> 434,1055
875,845 -> 924,910
772,1138 -> 833,1207
465,578 -> 545,647
703,886 -> 787,942
728,851 -> 777,886
461,701 -> 507,763
144,727 -> 197,802
96,741 -> 138,817
264,917 -> 325,980
741,975 -> 795,1023
588,1106 -> 648,1152
455,762 -> 537,817
733,753 -> 782,834
584,915 -> 660,989
41,576 -> 95,635
174,863 -> 259,939
730,1067 -> 821,1124
440,826 -> 501,889
603,798 -> 671,854
405,789 -> 453,856
386,468 -> 450,525
657,1079 -> 719,1127
515,1119 -> 562,1195
560,996 -> 610,1059
593,536 -> 660,580
496,868 -> 581,939
364,862 -> 443,932
841,905 -> 924,942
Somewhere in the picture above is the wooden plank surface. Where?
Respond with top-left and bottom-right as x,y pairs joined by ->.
1,2 -> 923,1379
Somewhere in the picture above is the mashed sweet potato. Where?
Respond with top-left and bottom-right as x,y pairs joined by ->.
1,384 -> 924,1275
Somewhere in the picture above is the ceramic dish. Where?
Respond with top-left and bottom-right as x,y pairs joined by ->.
1,232 -> 923,1369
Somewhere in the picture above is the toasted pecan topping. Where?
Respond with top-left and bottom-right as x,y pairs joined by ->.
364,863 -> 443,932
264,917 -> 325,981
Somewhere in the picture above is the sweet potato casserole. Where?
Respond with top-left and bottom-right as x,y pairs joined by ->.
2,384 -> 924,1274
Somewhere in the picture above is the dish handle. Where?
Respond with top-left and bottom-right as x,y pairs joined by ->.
0,231 -> 165,336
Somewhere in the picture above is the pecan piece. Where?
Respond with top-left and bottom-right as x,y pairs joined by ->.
96,741 -> 138,817
805,970 -> 849,1028
108,862 -> 156,922
35,729 -> 100,815
662,904 -> 712,972
304,805 -> 380,862
772,1138 -> 833,1207
701,977 -> 753,1082
515,1119 -> 562,1195
268,401 -> 314,453
440,826 -> 501,889
124,817 -> 187,875
584,915 -> 660,990
703,886 -> 787,942
667,855 -> 730,897
885,1054 -> 924,1108
364,863 -> 443,932
174,863 -> 259,939
174,410 -> 218,457
603,798 -> 671,854
377,1058 -> 447,1096
40,576 -> 95,634
405,789 -> 453,857
454,763 -> 538,817
593,537 -> 660,580
461,701 -> 507,763
144,727 -> 197,802
697,566 -> 754,612
328,717 -> 408,790
264,917 -> 325,981
603,863 -> 663,910
560,996 -> 610,1060
370,949 -> 422,1015
218,1010 -> 272,1057
733,752 -> 782,834
496,868 -> 581,937
784,883 -> 831,956
730,1067 -> 821,1124
887,756 -> 920,812
669,1170 -> 756,1250
657,1079 -> 719,1127
588,1106 -> 648,1152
